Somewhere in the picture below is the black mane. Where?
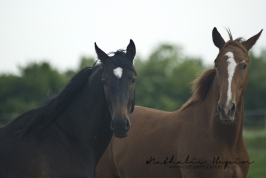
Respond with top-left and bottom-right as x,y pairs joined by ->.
11,66 -> 98,136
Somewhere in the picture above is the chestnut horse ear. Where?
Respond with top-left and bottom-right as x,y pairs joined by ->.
126,39 -> 136,62
242,29 -> 263,51
95,42 -> 110,65
212,27 -> 225,50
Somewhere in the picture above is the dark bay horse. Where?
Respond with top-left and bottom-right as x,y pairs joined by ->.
96,28 -> 262,178
0,40 -> 137,177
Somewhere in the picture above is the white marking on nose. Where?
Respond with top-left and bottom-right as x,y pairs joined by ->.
113,67 -> 123,78
225,52 -> 237,106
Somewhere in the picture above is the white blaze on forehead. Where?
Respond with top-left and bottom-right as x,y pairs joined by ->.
225,52 -> 237,106
113,67 -> 123,78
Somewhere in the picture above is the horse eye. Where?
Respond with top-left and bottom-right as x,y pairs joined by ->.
131,79 -> 136,83
243,64 -> 247,70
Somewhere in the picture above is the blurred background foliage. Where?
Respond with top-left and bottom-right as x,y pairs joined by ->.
0,43 -> 266,177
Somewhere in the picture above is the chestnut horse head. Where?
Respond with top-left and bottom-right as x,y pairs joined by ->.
212,28 -> 262,123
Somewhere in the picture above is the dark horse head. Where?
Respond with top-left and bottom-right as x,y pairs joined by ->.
212,28 -> 262,123
0,40 -> 137,177
95,40 -> 136,138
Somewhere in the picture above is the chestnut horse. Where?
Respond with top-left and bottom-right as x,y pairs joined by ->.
96,28 -> 262,178
0,40 -> 137,177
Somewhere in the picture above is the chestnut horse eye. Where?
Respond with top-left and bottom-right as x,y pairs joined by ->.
243,64 -> 247,70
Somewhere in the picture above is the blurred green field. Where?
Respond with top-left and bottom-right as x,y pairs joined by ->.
244,129 -> 266,149
247,150 -> 266,178
243,129 -> 266,178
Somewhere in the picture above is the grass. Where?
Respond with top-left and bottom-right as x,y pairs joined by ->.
243,129 -> 266,178
247,150 -> 266,178
243,129 -> 266,149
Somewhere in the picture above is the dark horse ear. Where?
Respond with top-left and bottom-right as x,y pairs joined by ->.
212,27 -> 225,50
242,29 -> 263,51
95,42 -> 110,65
126,39 -> 136,62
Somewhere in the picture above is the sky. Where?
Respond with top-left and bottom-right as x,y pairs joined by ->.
0,0 -> 265,74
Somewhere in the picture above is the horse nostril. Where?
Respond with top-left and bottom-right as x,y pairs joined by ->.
125,119 -> 130,130
110,120 -> 115,131
230,103 -> 236,113
217,103 -> 222,112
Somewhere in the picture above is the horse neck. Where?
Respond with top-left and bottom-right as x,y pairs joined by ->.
54,68 -> 112,156
203,78 -> 245,147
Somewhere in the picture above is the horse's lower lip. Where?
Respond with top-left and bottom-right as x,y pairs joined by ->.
220,115 -> 234,122
113,133 -> 127,138
219,111 -> 235,119
221,119 -> 232,122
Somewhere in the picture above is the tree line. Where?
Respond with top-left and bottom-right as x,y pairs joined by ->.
1,43 -> 266,126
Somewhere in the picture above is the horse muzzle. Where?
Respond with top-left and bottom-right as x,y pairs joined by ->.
217,102 -> 236,122
110,118 -> 130,138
